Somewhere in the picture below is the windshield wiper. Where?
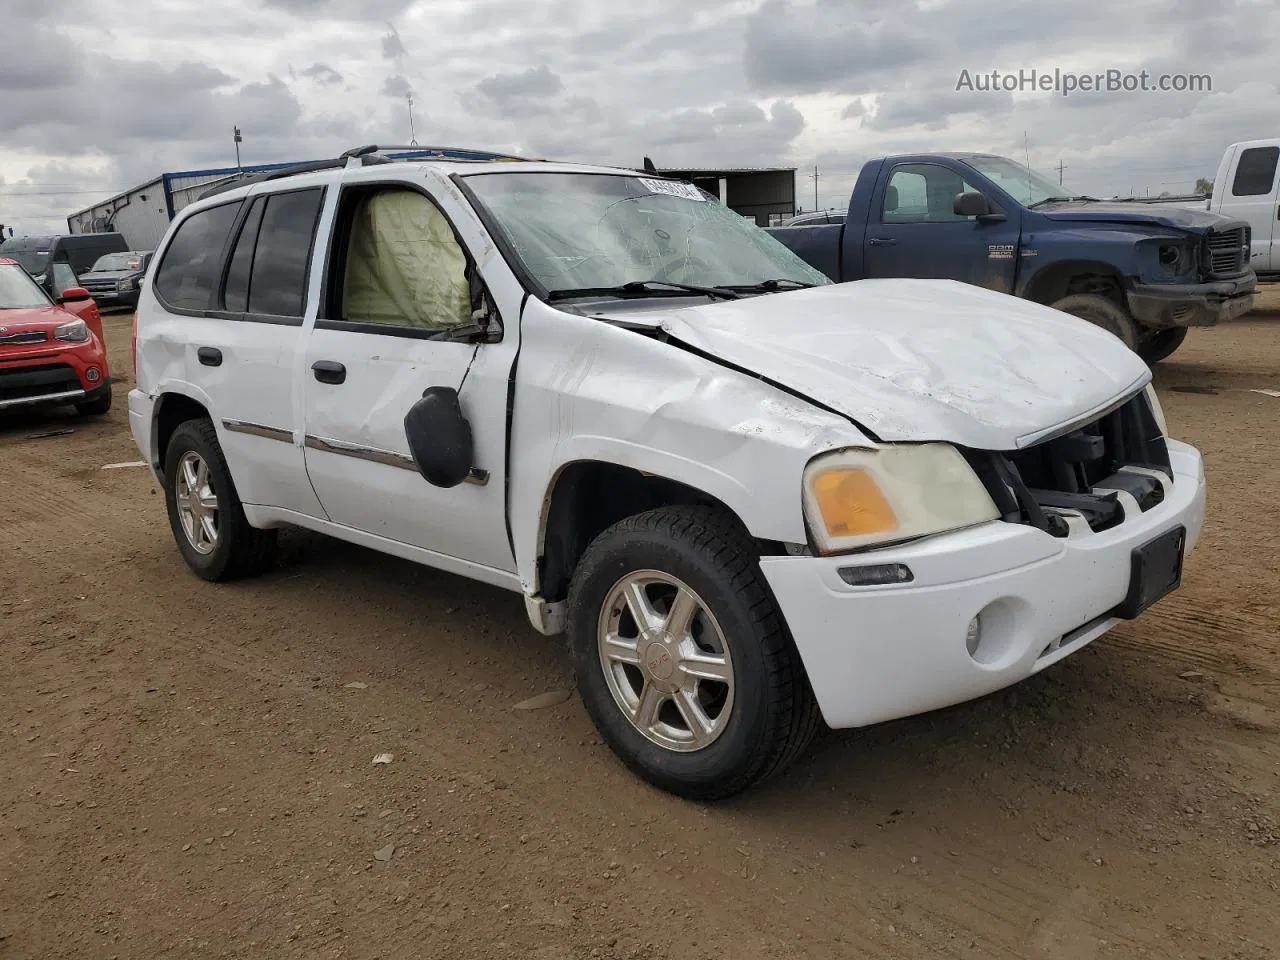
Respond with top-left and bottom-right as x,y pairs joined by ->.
1027,195 -> 1099,208
722,278 -> 815,293
546,280 -> 740,302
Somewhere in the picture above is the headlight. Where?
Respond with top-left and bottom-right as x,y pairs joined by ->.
802,443 -> 1000,554
1144,384 -> 1167,436
54,319 -> 89,342
118,278 -> 135,291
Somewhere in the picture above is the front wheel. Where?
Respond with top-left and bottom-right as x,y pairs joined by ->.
1137,327 -> 1188,364
1050,293 -> 1140,351
566,505 -> 820,801
75,390 -> 112,416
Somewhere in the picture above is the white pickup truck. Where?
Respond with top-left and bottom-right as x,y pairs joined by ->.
1206,140 -> 1280,277
129,146 -> 1206,800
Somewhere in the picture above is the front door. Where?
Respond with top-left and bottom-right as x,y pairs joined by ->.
300,182 -> 516,576
864,162 -> 1022,294
1226,145 -> 1279,273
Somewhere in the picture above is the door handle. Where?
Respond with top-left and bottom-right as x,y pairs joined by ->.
197,346 -> 222,367
868,237 -> 898,247
312,360 -> 346,385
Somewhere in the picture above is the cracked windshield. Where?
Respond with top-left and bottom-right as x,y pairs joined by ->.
463,171 -> 830,295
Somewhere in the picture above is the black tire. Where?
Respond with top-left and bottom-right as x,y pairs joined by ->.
566,505 -> 821,801
162,418 -> 276,582
1050,293 -> 1140,351
75,390 -> 112,416
1137,327 -> 1188,364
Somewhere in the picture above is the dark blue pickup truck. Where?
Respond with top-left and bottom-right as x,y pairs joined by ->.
768,153 -> 1257,363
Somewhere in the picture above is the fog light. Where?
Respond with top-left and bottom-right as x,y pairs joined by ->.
85,367 -> 101,383
965,616 -> 982,657
837,562 -> 913,586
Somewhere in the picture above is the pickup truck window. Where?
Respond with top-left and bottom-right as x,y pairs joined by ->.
463,172 -> 829,295
883,164 -> 982,224
960,156 -> 1064,206
154,200 -> 243,312
1230,146 -> 1279,197
338,188 -> 471,331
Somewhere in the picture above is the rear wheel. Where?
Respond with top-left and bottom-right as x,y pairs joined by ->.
1137,327 -> 1188,364
566,505 -> 820,801
1050,293 -> 1140,351
162,419 -> 276,582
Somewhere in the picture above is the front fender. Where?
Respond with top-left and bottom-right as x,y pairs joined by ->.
508,299 -> 869,595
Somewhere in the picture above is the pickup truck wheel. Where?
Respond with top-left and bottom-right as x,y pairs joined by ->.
1050,294 -> 1139,351
566,505 -> 820,801
1137,327 -> 1188,364
162,419 -> 276,582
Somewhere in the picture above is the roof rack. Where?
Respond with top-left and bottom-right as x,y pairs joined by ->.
198,145 -> 540,200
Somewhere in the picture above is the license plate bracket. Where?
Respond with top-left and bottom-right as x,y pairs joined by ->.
1114,525 -> 1185,619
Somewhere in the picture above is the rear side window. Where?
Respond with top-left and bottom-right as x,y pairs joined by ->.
245,188 -> 324,318
154,202 -> 242,311
1231,147 -> 1279,197
222,197 -> 266,313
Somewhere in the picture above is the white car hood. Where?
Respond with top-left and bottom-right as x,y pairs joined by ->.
642,279 -> 1151,451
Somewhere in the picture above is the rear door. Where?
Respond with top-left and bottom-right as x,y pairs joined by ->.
863,162 -> 1022,294
299,178 -> 516,576
1225,145 -> 1279,273
149,186 -> 329,517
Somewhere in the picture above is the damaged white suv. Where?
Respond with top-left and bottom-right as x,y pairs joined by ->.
130,146 -> 1206,800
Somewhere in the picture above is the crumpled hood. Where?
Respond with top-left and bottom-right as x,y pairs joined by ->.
1036,201 -> 1239,234
639,279 -> 1151,451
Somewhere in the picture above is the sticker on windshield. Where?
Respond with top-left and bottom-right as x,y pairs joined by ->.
638,178 -> 707,201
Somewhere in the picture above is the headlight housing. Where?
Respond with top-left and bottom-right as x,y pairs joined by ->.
54,319 -> 90,343
118,278 -> 135,291
802,443 -> 1000,554
1144,383 -> 1167,436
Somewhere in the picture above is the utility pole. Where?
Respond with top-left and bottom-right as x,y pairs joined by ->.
407,93 -> 418,146
1057,159 -> 1065,185
233,126 -> 243,171
808,165 -> 820,211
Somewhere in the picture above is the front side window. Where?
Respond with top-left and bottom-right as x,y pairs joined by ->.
154,201 -> 242,311
462,172 -> 830,295
1231,147 -> 1279,197
339,188 -> 472,330
883,164 -> 984,223
50,262 -> 79,297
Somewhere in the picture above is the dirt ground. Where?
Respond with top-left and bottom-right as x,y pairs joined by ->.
2,310 -> 1279,960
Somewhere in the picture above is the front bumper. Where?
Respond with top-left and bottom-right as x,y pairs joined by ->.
760,439 -> 1206,730
0,344 -> 111,411
86,288 -> 140,310
1127,273 -> 1256,329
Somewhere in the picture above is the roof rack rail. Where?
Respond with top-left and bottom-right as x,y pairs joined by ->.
340,144 -> 541,163
198,145 -> 539,201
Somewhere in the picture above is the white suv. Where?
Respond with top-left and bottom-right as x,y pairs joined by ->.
130,146 -> 1206,800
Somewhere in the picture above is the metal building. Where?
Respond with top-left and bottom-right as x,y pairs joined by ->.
68,155 -> 800,249
651,166 -> 797,226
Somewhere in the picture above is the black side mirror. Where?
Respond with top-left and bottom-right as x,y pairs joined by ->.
954,191 -> 1003,220
403,386 -> 474,488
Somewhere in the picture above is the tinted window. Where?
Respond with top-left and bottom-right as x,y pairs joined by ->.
247,189 -> 324,317
223,197 -> 266,312
1231,147 -> 1279,197
154,202 -> 242,311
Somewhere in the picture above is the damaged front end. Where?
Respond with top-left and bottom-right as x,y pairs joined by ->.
962,388 -> 1171,540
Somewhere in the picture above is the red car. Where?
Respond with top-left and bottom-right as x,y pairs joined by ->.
0,258 -> 112,416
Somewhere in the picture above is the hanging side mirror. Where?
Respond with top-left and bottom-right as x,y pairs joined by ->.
403,386 -> 474,488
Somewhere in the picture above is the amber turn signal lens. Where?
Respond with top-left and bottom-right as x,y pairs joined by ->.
810,468 -> 899,539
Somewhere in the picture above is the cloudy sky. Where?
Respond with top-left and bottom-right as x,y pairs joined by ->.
3,0 -> 1278,234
